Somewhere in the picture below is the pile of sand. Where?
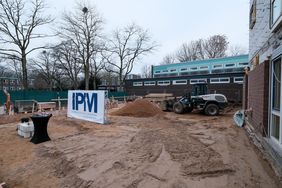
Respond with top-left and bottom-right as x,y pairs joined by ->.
110,99 -> 163,117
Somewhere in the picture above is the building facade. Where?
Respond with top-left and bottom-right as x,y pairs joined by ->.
125,55 -> 248,102
0,77 -> 22,91
246,0 -> 282,173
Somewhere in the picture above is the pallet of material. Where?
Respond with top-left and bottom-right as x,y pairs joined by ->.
37,102 -> 56,111
144,93 -> 174,102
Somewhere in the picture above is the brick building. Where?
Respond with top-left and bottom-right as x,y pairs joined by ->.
246,0 -> 282,172
125,55 -> 248,102
0,77 -> 22,91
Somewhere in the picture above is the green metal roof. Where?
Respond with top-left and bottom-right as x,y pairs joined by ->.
153,54 -> 249,71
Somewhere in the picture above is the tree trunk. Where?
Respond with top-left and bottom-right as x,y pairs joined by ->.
85,63 -> 89,90
21,51 -> 28,90
93,72 -> 97,90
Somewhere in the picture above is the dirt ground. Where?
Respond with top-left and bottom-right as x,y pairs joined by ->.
0,106 -> 281,188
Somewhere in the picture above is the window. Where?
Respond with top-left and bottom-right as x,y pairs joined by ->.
155,71 -> 161,74
170,69 -> 177,72
162,70 -> 168,73
144,81 -> 156,86
4,79 -> 9,84
199,66 -> 209,70
210,77 -> 230,84
157,80 -> 170,86
190,67 -> 198,71
133,82 -> 143,86
271,0 -> 282,25
238,62 -> 249,67
180,68 -> 188,72
270,57 -> 282,146
213,64 -> 223,69
225,63 -> 235,68
190,79 -> 207,84
234,77 -> 244,83
172,80 -> 187,85
249,0 -> 256,29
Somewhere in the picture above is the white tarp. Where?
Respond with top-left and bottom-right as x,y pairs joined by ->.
67,90 -> 108,124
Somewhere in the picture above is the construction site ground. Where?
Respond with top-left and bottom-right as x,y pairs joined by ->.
0,102 -> 281,188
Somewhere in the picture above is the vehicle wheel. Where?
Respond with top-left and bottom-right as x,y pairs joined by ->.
173,102 -> 184,114
204,104 -> 219,116
185,107 -> 193,113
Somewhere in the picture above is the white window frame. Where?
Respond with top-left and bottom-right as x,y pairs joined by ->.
133,82 -> 143,86
270,56 -> 282,147
199,66 -> 209,70
172,80 -> 187,85
189,67 -> 198,71
190,79 -> 207,84
238,62 -> 249,67
234,77 -> 244,84
213,64 -> 223,69
271,0 -> 282,27
180,68 -> 188,72
157,80 -> 170,86
225,63 -> 236,68
144,81 -> 156,86
210,77 -> 230,84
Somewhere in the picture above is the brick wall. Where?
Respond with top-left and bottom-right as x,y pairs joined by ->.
243,75 -> 248,109
247,61 -> 269,136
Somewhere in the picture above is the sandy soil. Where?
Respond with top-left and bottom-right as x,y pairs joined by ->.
0,107 -> 281,188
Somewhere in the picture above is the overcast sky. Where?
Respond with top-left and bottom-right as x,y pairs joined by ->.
45,0 -> 249,74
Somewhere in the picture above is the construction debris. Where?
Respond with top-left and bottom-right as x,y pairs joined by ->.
110,99 -> 163,117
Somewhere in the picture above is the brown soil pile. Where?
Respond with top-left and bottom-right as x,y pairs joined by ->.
110,99 -> 163,117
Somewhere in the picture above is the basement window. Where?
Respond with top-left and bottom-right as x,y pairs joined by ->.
234,77 -> 244,83
157,80 -> 170,86
144,81 -> 156,86
172,80 -> 187,85
190,79 -> 207,84
133,82 -> 143,86
210,77 -> 230,84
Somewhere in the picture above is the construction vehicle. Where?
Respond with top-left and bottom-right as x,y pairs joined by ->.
160,83 -> 228,116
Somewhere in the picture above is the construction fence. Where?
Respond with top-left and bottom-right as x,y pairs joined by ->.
0,90 -> 128,105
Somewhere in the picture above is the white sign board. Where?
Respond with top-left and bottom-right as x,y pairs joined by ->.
67,90 -> 108,124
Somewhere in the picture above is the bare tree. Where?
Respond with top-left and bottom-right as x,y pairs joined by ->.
228,45 -> 248,56
176,40 -> 204,62
141,65 -> 152,78
31,50 -> 62,90
203,35 -> 228,58
57,3 -> 103,90
161,53 -> 176,65
0,0 -> 52,89
104,23 -> 157,90
53,41 -> 82,89
90,50 -> 105,90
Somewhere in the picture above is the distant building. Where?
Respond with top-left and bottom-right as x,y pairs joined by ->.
0,77 -> 22,91
126,74 -> 141,80
246,0 -> 282,173
125,54 -> 248,102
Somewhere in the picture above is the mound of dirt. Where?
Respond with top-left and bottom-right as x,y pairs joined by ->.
110,99 -> 163,117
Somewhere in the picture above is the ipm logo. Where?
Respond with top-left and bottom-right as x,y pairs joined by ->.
72,92 -> 98,113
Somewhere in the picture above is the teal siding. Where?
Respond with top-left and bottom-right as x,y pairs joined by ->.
153,55 -> 249,75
